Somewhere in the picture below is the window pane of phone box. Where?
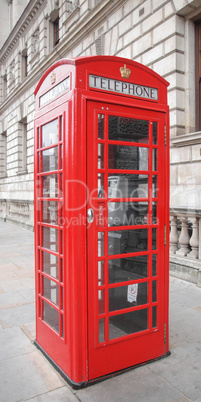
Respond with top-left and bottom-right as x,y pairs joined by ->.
109,255 -> 148,283
43,251 -> 59,280
108,174 -> 148,199
108,116 -> 149,143
108,202 -> 148,227
43,300 -> 59,334
108,229 -> 148,255
42,119 -> 58,148
109,309 -> 148,340
109,282 -> 148,312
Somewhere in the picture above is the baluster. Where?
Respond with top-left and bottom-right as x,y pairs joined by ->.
170,215 -> 178,254
187,217 -> 199,259
176,216 -> 190,257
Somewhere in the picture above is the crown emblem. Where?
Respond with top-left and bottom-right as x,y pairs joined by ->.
120,64 -> 131,79
50,71 -> 56,85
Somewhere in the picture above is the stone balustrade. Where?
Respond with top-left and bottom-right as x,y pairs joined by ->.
169,209 -> 201,285
170,209 -> 201,259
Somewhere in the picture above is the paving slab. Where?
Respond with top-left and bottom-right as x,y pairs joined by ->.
76,366 -> 190,402
0,350 -> 65,402
0,277 -> 35,292
0,289 -> 28,306
0,326 -> 35,360
0,302 -> 35,327
149,355 -> 201,401
21,322 -> 36,342
25,387 -> 78,402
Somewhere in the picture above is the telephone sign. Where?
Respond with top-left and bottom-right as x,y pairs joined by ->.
89,74 -> 158,99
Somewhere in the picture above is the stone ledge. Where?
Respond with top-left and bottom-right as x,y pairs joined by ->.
170,254 -> 201,286
170,131 -> 201,147
0,217 -> 34,231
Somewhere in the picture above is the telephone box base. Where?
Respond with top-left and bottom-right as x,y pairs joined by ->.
34,340 -> 170,389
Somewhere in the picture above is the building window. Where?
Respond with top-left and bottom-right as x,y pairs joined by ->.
9,59 -> 15,89
22,49 -> 28,78
53,17 -> 59,46
195,20 -> 201,131
3,74 -> 7,99
18,119 -> 27,173
0,132 -> 7,177
32,28 -> 40,56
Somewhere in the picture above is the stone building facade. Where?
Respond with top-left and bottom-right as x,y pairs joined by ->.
0,0 -> 201,283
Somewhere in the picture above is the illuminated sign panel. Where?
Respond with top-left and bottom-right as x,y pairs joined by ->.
40,77 -> 70,107
89,74 -> 158,100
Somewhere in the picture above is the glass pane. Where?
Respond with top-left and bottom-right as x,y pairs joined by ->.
42,146 -> 58,172
152,149 -> 157,171
108,229 -> 148,255
42,201 -> 58,225
98,289 -> 105,314
109,255 -> 148,283
108,174 -> 148,199
37,152 -> 40,172
43,251 -> 59,279
58,203 -> 63,226
38,273 -> 41,294
97,203 -> 105,227
60,173 -> 63,198
42,119 -> 58,148
152,306 -> 157,328
153,122 -> 157,144
152,202 -> 157,224
60,145 -> 63,169
60,116 -> 63,141
109,282 -> 148,312
42,174 -> 58,198
61,314 -> 64,338
37,127 -> 41,149
43,227 -> 59,253
98,144 -> 104,169
98,173 -> 105,198
109,308 -> 148,340
108,202 -> 148,227
98,260 -> 104,286
152,254 -> 157,276
98,114 -> 104,139
43,277 -> 59,306
108,116 -> 149,143
61,286 -> 64,310
152,280 -> 157,302
60,258 -> 63,282
152,176 -> 157,198
43,300 -> 59,334
108,145 -> 148,171
99,319 -> 105,343
98,232 -> 104,256
152,228 -> 157,250
60,230 -> 63,255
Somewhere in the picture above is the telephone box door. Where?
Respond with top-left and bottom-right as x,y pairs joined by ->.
87,100 -> 169,380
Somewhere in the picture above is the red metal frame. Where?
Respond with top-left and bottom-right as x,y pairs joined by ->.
34,56 -> 169,387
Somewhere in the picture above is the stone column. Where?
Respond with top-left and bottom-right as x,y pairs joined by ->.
187,217 -> 199,259
176,216 -> 190,257
170,215 -> 178,254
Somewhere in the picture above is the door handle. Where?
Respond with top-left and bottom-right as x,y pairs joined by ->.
87,208 -> 94,223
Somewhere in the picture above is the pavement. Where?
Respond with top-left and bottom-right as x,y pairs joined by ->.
0,221 -> 201,402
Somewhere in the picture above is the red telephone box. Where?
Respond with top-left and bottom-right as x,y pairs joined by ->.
34,56 -> 169,388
